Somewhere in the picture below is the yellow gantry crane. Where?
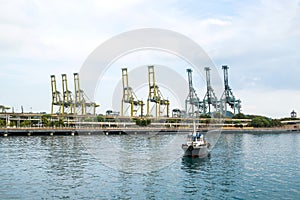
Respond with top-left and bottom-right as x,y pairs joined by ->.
121,68 -> 144,117
50,75 -> 63,114
50,73 -> 99,115
147,65 -> 169,118
62,74 -> 74,114
73,73 -> 99,115
74,73 -> 85,115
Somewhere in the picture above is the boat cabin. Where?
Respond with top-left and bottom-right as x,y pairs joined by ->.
187,132 -> 206,146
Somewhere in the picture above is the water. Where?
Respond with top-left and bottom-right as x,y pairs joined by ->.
0,132 -> 300,199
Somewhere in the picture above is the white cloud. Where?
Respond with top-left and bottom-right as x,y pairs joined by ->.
238,89 -> 300,118
0,0 -> 299,117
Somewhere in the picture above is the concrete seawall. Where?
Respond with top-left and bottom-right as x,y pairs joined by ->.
1,127 -> 299,136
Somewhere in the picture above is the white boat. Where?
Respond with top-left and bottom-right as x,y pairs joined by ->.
182,122 -> 211,158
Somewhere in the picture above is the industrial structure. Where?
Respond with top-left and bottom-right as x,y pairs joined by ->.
0,105 -> 10,113
219,65 -> 241,116
203,67 -> 219,115
185,69 -> 203,117
50,75 -> 63,114
50,73 -> 99,115
121,68 -> 144,117
50,65 -> 241,118
184,65 -> 241,117
73,73 -> 99,115
147,65 -> 170,118
62,74 -> 74,114
291,110 -> 297,118
47,65 -> 242,118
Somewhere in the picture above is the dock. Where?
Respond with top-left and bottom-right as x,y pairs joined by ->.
0,127 -> 198,137
1,126 -> 299,137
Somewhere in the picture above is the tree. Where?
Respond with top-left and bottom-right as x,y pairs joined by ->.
41,114 -> 52,127
233,113 -> 248,119
199,114 -> 211,118
135,118 -> 151,126
0,119 -> 6,127
20,120 -> 32,127
96,115 -> 105,122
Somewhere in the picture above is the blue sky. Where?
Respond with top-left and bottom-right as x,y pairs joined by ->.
0,0 -> 299,118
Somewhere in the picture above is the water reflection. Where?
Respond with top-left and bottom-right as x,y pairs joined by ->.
181,156 -> 210,173
1,133 -> 300,199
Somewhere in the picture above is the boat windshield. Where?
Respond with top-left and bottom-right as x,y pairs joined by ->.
187,132 -> 204,142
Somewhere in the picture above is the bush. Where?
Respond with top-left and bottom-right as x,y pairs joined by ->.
233,113 -> 248,119
135,118 -> 151,126
20,120 -> 32,127
0,119 -> 6,127
249,116 -> 282,127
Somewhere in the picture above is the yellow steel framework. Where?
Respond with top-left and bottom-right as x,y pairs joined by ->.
73,73 -> 99,115
50,73 -> 99,116
121,68 -> 144,117
61,74 -> 74,114
50,75 -> 63,114
147,65 -> 169,118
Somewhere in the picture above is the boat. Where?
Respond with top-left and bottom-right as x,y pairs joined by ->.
182,121 -> 210,158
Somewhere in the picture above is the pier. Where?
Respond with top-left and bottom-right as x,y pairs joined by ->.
1,125 -> 298,137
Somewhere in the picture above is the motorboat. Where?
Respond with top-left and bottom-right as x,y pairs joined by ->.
182,122 -> 210,158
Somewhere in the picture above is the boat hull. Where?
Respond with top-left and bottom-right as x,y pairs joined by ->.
182,145 -> 209,158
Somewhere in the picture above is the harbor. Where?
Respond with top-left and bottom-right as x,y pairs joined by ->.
1,65 -> 299,136
1,123 -> 299,137
1,130 -> 299,199
1,0 -> 300,199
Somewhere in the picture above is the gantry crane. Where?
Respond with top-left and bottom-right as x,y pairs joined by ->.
203,67 -> 219,115
147,65 -> 169,118
121,68 -> 144,117
50,75 -> 63,114
220,65 -> 241,116
73,73 -> 99,115
74,73 -> 85,114
62,74 -> 74,114
185,69 -> 203,117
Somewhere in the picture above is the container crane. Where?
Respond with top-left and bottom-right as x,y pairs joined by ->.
121,68 -> 144,117
73,73 -> 99,115
220,65 -> 241,116
185,69 -> 203,117
50,75 -> 63,114
62,74 -> 74,114
147,65 -> 169,118
203,67 -> 219,115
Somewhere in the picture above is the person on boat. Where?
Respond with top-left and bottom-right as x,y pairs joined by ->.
199,133 -> 205,145
192,132 -> 197,141
196,133 -> 200,140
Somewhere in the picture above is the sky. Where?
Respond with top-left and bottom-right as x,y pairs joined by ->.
0,0 -> 299,118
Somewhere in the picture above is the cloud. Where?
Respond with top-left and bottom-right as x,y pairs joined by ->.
238,88 -> 300,118
0,0 -> 299,117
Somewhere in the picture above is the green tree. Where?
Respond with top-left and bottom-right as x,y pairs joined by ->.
41,114 -> 52,127
0,119 -> 6,127
20,120 -> 32,127
250,116 -> 271,127
96,115 -> 105,122
233,113 -> 248,119
135,118 -> 151,126
199,114 -> 211,118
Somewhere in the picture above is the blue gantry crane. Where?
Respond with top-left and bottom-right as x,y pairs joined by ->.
203,67 -> 219,115
220,65 -> 241,116
185,69 -> 203,117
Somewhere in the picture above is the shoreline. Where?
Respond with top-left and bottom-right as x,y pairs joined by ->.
0,126 -> 299,136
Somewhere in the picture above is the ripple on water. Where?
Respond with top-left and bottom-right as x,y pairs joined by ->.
0,133 -> 299,199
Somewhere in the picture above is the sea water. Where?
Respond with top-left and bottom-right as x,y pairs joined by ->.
0,132 -> 299,199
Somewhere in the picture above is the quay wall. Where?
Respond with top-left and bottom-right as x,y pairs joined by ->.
0,126 -> 299,136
